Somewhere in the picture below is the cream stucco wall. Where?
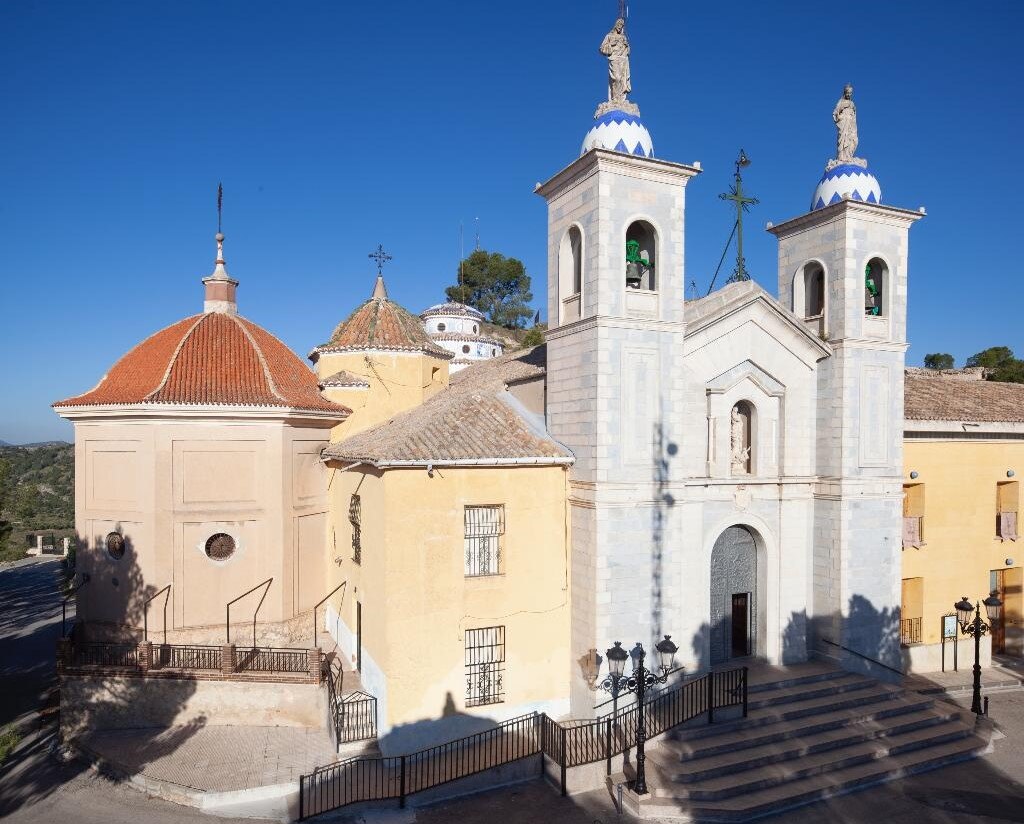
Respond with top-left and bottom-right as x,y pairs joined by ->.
902,436 -> 1024,667
324,462 -> 572,749
316,350 -> 449,440
68,414 -> 335,644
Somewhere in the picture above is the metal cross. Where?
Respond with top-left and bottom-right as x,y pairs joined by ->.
368,244 -> 392,276
618,0 -> 628,20
720,149 -> 759,283
217,182 -> 223,233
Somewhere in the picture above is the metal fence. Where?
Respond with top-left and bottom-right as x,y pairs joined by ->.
299,666 -> 748,820
236,647 -> 309,674
156,644 -> 222,670
71,642 -> 139,668
340,691 -> 378,743
900,617 -> 922,646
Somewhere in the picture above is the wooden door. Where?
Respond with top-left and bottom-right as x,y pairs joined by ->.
731,593 -> 750,658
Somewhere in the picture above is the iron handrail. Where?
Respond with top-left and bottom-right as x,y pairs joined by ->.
61,573 -> 91,638
311,581 -> 346,648
143,583 -> 172,644
225,577 -> 273,646
820,637 -> 905,677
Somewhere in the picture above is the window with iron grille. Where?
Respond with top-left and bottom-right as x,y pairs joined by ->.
464,505 -> 504,577
465,626 -> 505,707
349,494 -> 361,564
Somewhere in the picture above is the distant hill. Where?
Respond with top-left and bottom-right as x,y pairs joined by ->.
1,442 -> 75,560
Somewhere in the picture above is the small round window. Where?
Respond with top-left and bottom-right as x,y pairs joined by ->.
462,344 -> 471,354
105,532 -> 125,560
437,322 -> 446,332
205,532 -> 236,561
473,324 -> 478,333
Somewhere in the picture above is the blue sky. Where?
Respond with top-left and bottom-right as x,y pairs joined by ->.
1,1 -> 1020,443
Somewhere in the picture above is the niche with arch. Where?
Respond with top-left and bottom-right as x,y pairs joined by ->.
865,257 -> 888,317
729,400 -> 755,476
625,220 -> 656,291
558,225 -> 583,322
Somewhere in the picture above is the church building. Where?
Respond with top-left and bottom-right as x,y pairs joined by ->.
55,11 -> 938,751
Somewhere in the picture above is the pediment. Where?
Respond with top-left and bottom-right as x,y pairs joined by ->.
707,360 -> 785,397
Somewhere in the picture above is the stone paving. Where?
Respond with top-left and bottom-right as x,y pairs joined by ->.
81,724 -> 337,792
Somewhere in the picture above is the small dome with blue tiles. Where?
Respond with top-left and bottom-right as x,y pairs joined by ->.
811,163 -> 882,211
582,109 -> 654,158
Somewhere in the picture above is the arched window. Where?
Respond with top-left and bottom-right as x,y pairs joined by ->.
558,226 -> 583,322
865,257 -> 887,317
473,324 -> 478,334
729,401 -> 754,475
625,221 -> 656,291
804,263 -> 825,317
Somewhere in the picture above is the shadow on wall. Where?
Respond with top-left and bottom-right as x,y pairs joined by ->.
650,418 -> 678,643
690,595 -> 911,679
0,537 -> 203,818
376,691 -> 513,755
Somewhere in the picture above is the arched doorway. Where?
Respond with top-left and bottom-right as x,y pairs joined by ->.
710,525 -> 762,665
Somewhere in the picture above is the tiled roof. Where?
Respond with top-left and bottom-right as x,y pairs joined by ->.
323,345 -> 571,466
54,312 -> 348,415
316,286 -> 452,360
420,301 -> 485,321
319,369 -> 370,389
904,373 -> 1024,423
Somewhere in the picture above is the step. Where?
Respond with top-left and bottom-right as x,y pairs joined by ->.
747,673 -> 877,710
655,707 -> 963,782
673,734 -> 987,821
654,719 -> 975,801
668,693 -> 937,759
671,684 -> 907,743
745,666 -> 852,695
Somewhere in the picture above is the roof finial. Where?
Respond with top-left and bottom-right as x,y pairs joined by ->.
203,183 -> 239,313
369,243 -> 392,300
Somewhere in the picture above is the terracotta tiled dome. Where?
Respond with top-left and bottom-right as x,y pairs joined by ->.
313,275 -> 452,360
54,312 -> 348,414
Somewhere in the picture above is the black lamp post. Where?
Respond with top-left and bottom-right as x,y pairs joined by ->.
954,593 -> 1002,716
599,635 -> 679,795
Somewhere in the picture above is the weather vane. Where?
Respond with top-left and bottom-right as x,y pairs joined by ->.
368,243 -> 392,276
217,182 -> 223,234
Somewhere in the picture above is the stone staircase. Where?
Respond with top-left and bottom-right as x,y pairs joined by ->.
613,665 -> 990,821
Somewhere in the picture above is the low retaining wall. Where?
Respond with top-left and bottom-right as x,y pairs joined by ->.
61,674 -> 326,738
905,635 -> 992,674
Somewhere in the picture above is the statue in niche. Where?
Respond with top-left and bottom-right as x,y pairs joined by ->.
625,239 -> 649,288
730,405 -> 751,475
596,18 -> 640,117
864,262 -> 880,315
827,84 -> 867,171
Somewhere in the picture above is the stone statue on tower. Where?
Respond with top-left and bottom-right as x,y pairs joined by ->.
596,16 -> 640,117
827,84 -> 867,170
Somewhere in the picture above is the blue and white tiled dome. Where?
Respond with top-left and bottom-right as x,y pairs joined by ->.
581,110 -> 654,158
811,164 -> 882,210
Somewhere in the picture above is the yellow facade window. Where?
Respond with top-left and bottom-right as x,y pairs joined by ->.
997,481 -> 1019,541
464,505 -> 505,577
903,483 -> 925,549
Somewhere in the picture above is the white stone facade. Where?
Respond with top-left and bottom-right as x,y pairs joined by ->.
538,145 -> 921,714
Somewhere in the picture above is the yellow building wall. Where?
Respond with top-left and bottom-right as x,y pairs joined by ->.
316,350 -> 449,441
324,462 -> 571,739
902,439 -> 1024,655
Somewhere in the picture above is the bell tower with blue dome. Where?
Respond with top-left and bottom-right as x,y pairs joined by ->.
769,85 -> 925,673
537,11 -> 701,714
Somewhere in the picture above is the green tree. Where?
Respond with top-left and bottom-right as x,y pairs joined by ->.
13,483 -> 40,522
923,353 -> 954,370
522,327 -> 545,348
966,346 -> 1024,384
445,250 -> 534,329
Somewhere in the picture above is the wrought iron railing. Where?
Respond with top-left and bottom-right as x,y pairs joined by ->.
340,691 -> 378,743
299,667 -> 748,820
71,642 -> 139,668
900,617 -> 923,647
236,646 -> 309,674
156,644 -> 222,670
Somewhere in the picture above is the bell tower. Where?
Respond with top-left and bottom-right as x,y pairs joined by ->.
768,85 -> 923,673
538,12 -> 700,714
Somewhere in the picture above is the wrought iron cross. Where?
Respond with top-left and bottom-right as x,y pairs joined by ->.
720,149 -> 759,283
368,244 -> 392,276
217,182 -> 223,233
